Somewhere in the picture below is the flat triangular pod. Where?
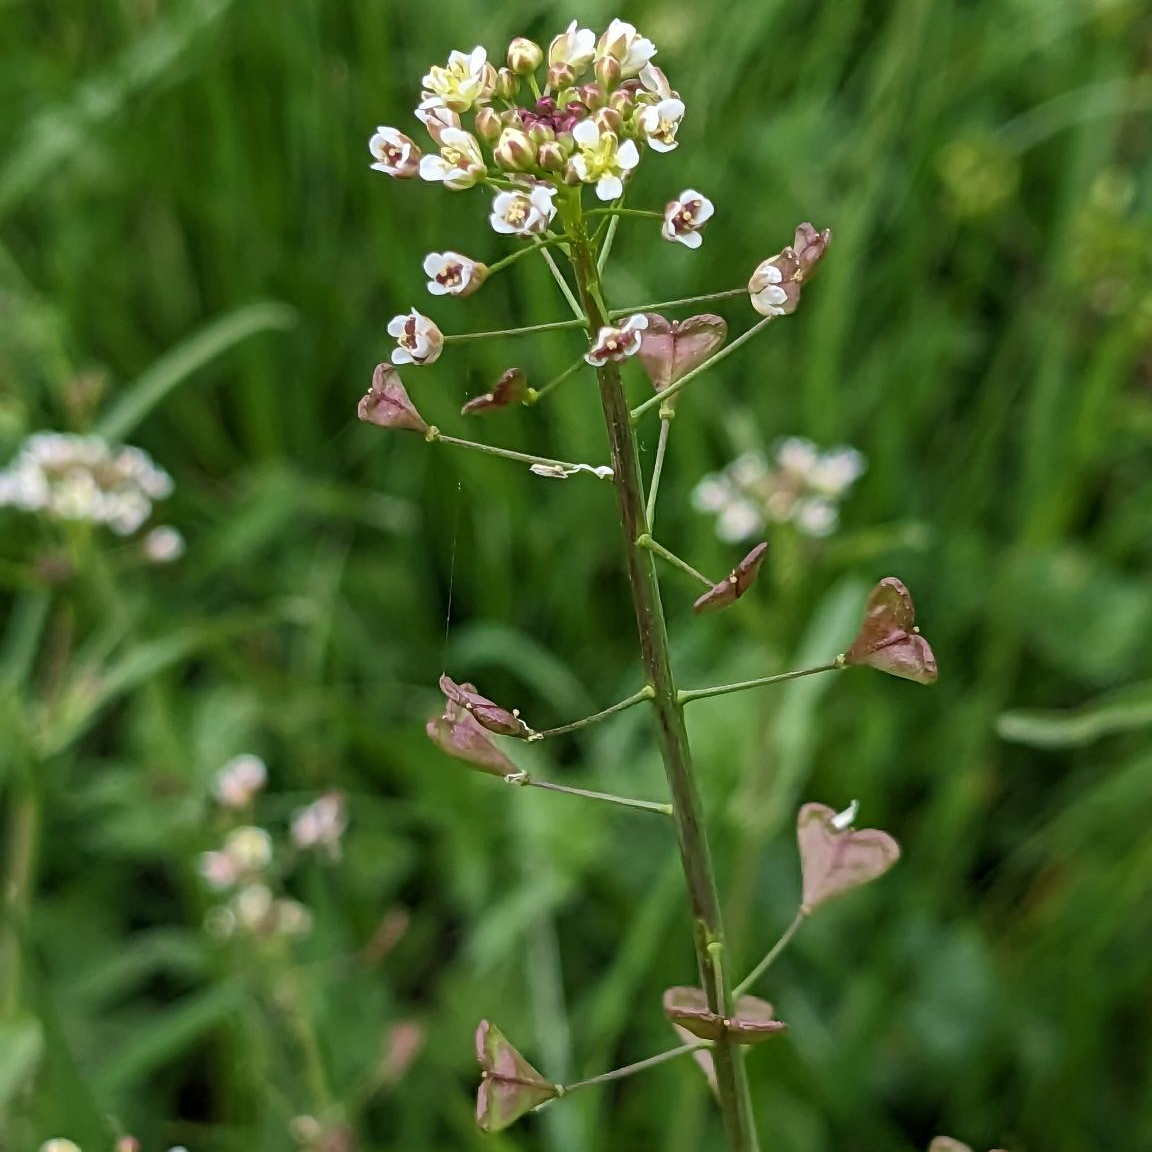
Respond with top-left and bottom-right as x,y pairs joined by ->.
439,674 -> 532,737
461,367 -> 529,415
357,364 -> 429,433
797,802 -> 900,912
426,702 -> 516,776
475,1020 -> 558,1132
842,577 -> 938,684
637,313 -> 727,407
662,985 -> 787,1045
693,542 -> 767,614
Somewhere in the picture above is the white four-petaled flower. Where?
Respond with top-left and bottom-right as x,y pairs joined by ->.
585,314 -> 649,366
548,20 -> 596,70
568,119 -> 639,201
637,98 -> 685,152
596,19 -> 657,77
387,309 -> 444,366
416,104 -> 461,144
418,128 -> 486,189
662,189 -> 714,249
421,46 -> 493,113
489,185 -> 557,236
423,251 -> 487,297
368,126 -> 421,178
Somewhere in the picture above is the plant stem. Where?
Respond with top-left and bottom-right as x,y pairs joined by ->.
443,316 -> 587,343
631,316 -> 774,421
529,686 -> 655,739
485,235 -> 570,276
585,207 -> 664,221
538,243 -> 584,319
636,534 -> 714,589
1,782 -> 39,1018
679,662 -> 840,705
733,908 -> 807,998
559,1040 -> 708,1094
645,418 -> 672,530
607,287 -> 747,318
526,357 -> 587,404
519,777 -> 672,817
597,213 -> 621,275
430,431 -> 611,479
563,196 -> 758,1152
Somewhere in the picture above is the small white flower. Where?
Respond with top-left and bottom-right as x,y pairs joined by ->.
198,851 -> 238,891
489,184 -> 556,236
421,46 -> 493,113
40,1141 -> 83,1152
232,883 -> 275,932
143,525 -> 185,563
793,497 -> 839,537
387,309 -> 444,366
596,19 -> 657,77
568,119 -> 639,201
748,260 -> 791,316
808,447 -> 867,497
224,826 -> 273,872
423,251 -> 487,297
585,314 -> 649,366
639,62 -> 675,100
637,98 -> 685,153
548,20 -> 596,71
716,498 -> 764,543
662,189 -> 713,248
418,127 -> 486,190
831,800 -> 859,831
292,792 -> 348,859
368,126 -> 421,178
212,754 -> 268,809
415,104 -> 461,144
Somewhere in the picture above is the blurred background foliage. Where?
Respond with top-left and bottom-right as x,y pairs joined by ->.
2,0 -> 1152,1150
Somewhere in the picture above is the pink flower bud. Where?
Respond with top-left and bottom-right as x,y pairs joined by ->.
474,106 -> 502,144
537,141 -> 567,172
493,128 -> 537,172
546,63 -> 576,90
357,364 -> 429,434
494,67 -> 519,101
594,53 -> 622,88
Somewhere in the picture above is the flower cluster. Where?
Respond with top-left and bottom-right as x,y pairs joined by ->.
0,432 -> 173,536
198,755 -> 348,941
40,1142 -> 188,1152
370,22 -> 681,205
692,438 -> 866,542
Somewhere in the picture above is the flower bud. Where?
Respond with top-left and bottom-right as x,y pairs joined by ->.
537,141 -> 567,172
507,37 -> 543,75
593,107 -> 623,135
573,83 -> 605,110
474,106 -> 502,144
495,67 -> 519,101
594,53 -> 622,89
608,87 -> 634,115
527,121 -> 554,146
493,128 -> 536,172
546,63 -> 576,90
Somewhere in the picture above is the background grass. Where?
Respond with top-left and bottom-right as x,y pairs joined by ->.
2,0 -> 1152,1149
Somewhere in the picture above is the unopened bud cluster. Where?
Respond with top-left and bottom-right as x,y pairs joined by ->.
198,754 -> 347,941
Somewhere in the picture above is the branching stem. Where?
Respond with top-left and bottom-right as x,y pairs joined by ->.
645,418 -> 672,529
678,663 -> 840,705
607,286 -> 747,318
506,773 -> 672,817
558,1040 -> 709,1094
529,686 -> 655,739
429,430 -> 611,479
635,534 -> 714,589
734,908 -> 807,998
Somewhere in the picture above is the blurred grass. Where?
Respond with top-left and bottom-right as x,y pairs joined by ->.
2,0 -> 1152,1149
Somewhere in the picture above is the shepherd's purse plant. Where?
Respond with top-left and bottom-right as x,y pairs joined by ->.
359,19 -> 939,1150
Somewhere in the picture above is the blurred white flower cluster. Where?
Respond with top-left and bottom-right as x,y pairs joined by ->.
693,438 -> 866,541
41,1141 -> 188,1152
0,432 -> 173,536
198,755 -> 348,942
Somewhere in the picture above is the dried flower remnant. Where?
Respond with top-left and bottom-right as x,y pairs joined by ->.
369,126 -> 422,178
0,432 -> 173,535
662,986 -> 786,1045
387,310 -> 444,367
840,577 -> 938,684
439,674 -> 532,736
661,190 -> 714,248
461,367 -> 529,415
693,541 -> 768,614
797,802 -> 900,913
357,364 -> 430,433
475,1020 -> 559,1133
291,792 -> 348,860
424,251 -> 488,297
212,754 -> 268,809
586,314 -> 649,366
489,185 -> 557,236
692,439 -> 866,543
